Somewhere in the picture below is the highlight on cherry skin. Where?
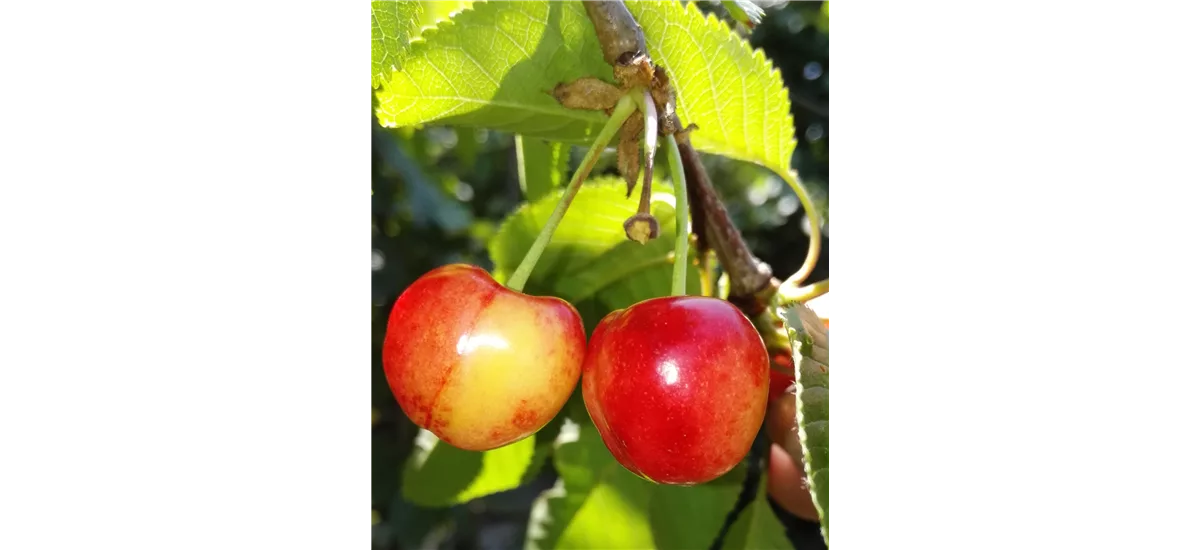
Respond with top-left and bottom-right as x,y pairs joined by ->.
582,295 -> 771,485
382,264 -> 587,452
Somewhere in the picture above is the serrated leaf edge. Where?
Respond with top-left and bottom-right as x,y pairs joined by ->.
374,0 -> 609,132
784,303 -> 829,545
633,0 -> 797,177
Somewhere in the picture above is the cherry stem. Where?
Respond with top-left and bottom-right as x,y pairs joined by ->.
780,172 -> 823,289
640,89 -> 658,205
665,133 -> 689,296
506,93 -> 640,293
779,278 -> 828,306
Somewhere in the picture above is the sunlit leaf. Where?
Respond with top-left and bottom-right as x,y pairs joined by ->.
371,2 -> 422,89
627,0 -> 820,222
649,481 -> 741,549
487,177 -> 700,324
375,1 -> 613,143
401,429 -> 537,507
375,0 -> 822,226
371,1 -> 476,89
417,0 -> 473,30
525,403 -> 654,550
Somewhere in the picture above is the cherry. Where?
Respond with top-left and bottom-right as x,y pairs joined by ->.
767,443 -> 820,522
582,296 -> 770,485
769,369 -> 795,403
768,350 -> 797,403
764,311 -> 827,522
764,381 -> 819,523
382,264 -> 586,451
767,314 -> 828,402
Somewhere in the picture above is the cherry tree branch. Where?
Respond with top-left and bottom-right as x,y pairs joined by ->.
582,1 -> 647,66
677,135 -> 774,301
581,0 -> 777,307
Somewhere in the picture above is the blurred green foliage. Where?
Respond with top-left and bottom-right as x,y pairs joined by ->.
372,2 -> 829,549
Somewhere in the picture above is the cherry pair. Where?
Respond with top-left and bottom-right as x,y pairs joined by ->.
382,264 -> 771,485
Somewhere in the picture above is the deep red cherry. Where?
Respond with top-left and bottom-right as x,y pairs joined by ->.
582,296 -> 770,485
382,264 -> 586,451
768,349 -> 797,403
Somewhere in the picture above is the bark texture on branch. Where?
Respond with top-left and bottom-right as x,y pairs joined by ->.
677,136 -> 774,299
583,1 -> 648,65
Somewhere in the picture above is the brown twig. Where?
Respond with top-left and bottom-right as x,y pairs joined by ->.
676,135 -> 774,300
583,0 -> 796,381
583,1 -> 648,65
582,1 -> 776,305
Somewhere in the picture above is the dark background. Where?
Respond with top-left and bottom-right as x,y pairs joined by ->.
372,2 -> 829,548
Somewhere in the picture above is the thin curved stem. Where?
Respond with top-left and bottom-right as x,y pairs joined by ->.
666,134 -> 689,296
781,171 -> 823,288
779,279 -> 828,306
506,93 -> 640,292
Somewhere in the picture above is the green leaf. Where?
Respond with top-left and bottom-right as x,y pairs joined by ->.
374,0 -> 821,225
371,1 -> 475,89
722,478 -> 794,550
371,1 -> 423,89
487,177 -> 699,320
401,429 -> 537,507
375,1 -> 613,143
627,0 -> 821,223
784,303 -> 829,544
521,393 -> 576,486
525,408 -> 655,550
417,0 -> 473,30
649,481 -> 741,549
516,135 -> 569,201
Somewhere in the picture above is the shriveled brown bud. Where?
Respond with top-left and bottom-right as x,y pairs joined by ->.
623,213 -> 660,244
614,54 -> 656,89
551,77 -> 623,111
657,95 -> 678,136
652,65 -> 670,88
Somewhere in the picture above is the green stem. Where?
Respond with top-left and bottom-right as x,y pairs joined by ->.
781,171 -> 823,288
506,93 -> 640,293
666,134 -> 689,296
779,279 -> 828,306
